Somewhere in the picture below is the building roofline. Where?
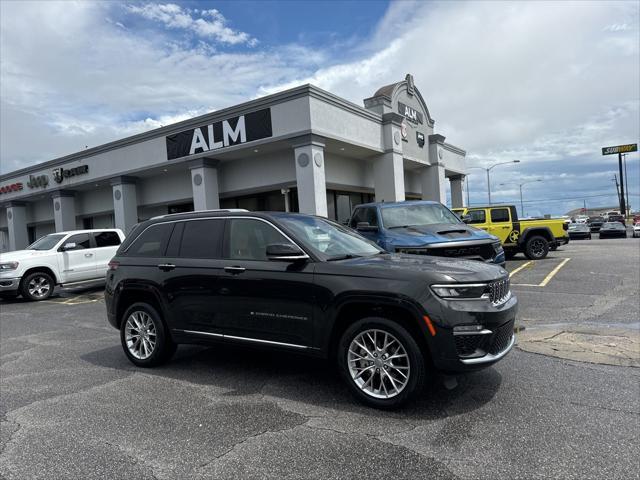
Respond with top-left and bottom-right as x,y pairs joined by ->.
1,83 -> 383,182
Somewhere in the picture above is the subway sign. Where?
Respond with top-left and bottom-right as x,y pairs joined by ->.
166,108 -> 272,160
601,144 -> 637,155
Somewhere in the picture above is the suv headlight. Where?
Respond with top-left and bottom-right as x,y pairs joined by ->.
492,242 -> 503,253
431,283 -> 487,299
0,262 -> 19,271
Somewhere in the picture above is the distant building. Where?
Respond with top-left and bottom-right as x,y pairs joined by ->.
564,206 -> 623,217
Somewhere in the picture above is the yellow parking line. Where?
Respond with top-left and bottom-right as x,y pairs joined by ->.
538,258 -> 570,287
509,261 -> 533,278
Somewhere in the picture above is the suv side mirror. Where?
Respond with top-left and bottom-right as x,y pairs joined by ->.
461,215 -> 472,224
61,242 -> 77,251
266,243 -> 309,262
356,222 -> 378,232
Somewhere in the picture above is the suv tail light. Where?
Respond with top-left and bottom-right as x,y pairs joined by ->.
108,260 -> 120,271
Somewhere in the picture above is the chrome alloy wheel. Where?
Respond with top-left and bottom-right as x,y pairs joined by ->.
28,276 -> 51,299
125,311 -> 157,360
347,329 -> 410,399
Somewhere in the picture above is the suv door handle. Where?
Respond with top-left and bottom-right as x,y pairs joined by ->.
158,263 -> 176,271
224,266 -> 246,274
84,253 -> 94,257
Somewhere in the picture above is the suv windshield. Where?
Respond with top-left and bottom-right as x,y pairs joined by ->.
27,234 -> 66,251
381,203 -> 461,229
277,215 -> 382,260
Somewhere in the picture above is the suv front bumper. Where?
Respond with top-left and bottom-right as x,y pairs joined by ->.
0,277 -> 21,292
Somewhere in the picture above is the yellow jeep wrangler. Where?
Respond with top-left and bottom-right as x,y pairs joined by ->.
452,205 -> 569,260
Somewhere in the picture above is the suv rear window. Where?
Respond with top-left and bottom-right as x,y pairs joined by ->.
94,231 -> 121,247
178,219 -> 224,259
126,223 -> 173,257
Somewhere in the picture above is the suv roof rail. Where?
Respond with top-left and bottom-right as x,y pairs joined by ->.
150,209 -> 249,220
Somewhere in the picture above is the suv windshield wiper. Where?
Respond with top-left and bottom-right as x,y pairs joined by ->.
326,253 -> 363,261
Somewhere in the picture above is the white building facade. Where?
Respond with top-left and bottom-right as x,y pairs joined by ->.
0,75 -> 467,252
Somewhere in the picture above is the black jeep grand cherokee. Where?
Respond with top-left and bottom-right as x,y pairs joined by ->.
105,210 -> 517,408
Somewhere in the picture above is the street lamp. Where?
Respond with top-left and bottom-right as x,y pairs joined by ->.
467,160 -> 520,205
499,179 -> 542,218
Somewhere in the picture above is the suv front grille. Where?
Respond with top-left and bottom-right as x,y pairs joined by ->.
488,319 -> 515,355
488,278 -> 510,305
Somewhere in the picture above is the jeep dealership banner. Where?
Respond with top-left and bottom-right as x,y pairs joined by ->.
166,108 -> 272,160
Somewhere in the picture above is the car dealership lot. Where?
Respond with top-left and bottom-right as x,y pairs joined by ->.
1,238 -> 638,479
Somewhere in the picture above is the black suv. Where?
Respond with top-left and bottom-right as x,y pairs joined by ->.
105,210 -> 517,408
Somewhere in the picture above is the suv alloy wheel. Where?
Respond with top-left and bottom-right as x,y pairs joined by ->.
524,235 -> 549,260
338,317 -> 426,409
20,271 -> 54,301
120,303 -> 177,367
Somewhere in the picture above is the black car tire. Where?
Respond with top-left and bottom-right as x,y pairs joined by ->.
120,302 -> 176,367
524,235 -> 549,260
337,317 -> 427,409
20,271 -> 54,301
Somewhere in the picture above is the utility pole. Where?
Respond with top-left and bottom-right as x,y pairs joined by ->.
613,175 -> 621,208
618,152 -> 627,215
623,153 -> 630,214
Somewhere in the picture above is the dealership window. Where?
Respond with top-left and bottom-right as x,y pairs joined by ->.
220,190 -> 287,212
27,226 -> 36,245
83,217 -> 94,229
326,190 -> 374,224
168,202 -> 194,214
490,208 -> 510,223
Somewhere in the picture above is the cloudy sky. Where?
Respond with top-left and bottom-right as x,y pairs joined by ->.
1,0 -> 638,215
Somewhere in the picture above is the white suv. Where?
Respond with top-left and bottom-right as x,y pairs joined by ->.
0,229 -> 125,301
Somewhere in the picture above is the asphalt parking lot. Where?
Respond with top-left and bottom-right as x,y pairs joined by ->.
1,236 -> 639,479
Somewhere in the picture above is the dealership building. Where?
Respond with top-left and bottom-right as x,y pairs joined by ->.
0,74 -> 467,252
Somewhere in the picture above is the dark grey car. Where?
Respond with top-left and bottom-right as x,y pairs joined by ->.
599,222 -> 627,238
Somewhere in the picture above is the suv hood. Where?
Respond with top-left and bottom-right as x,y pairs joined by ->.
331,253 -> 508,283
385,223 -> 497,247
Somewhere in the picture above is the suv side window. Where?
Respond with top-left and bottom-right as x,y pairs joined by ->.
93,231 -> 121,247
225,218 -> 289,261
178,219 -> 224,259
349,207 -> 377,228
126,223 -> 173,257
466,210 -> 486,224
64,233 -> 91,250
490,208 -> 510,223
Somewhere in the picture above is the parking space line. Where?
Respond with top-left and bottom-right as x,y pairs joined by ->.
538,258 -> 570,287
509,261 -> 533,278
511,257 -> 571,288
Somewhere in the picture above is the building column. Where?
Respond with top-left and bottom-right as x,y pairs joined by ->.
449,175 -> 466,208
421,164 -> 446,204
111,176 -> 138,234
294,137 -> 327,217
189,158 -> 220,211
6,203 -> 28,251
52,190 -> 76,232
374,113 -> 405,202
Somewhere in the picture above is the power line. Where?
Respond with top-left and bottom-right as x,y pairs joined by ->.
469,192 -> 639,205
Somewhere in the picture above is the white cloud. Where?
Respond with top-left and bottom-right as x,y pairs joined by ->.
125,3 -> 257,46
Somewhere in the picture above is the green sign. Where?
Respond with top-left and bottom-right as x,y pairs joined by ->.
601,144 -> 637,155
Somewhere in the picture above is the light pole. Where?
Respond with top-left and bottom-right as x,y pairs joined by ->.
468,160 -> 520,205
499,179 -> 542,218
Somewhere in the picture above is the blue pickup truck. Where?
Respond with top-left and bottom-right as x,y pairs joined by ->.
347,200 -> 506,267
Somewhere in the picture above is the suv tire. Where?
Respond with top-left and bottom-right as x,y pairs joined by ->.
337,317 -> 426,409
20,271 -> 54,301
524,235 -> 549,260
120,302 -> 176,367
